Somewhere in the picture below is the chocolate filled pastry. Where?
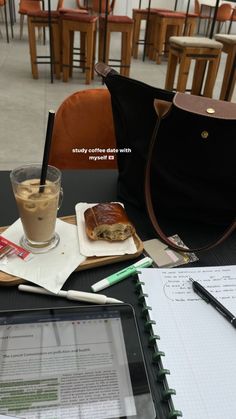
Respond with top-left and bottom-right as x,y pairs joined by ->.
84,203 -> 135,241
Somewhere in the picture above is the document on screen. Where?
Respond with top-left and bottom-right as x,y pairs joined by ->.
0,311 -> 136,418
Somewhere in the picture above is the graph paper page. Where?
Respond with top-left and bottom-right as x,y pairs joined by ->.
139,266 -> 236,419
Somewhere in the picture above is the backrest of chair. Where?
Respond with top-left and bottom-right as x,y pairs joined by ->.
49,89 -> 117,169
216,3 -> 232,20
194,0 -> 200,15
110,0 -> 116,13
18,0 -> 41,13
91,0 -> 112,14
57,0 -> 64,10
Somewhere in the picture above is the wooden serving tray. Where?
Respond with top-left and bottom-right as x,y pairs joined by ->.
0,215 -> 143,286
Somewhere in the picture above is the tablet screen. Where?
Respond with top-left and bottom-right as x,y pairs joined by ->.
0,305 -> 155,419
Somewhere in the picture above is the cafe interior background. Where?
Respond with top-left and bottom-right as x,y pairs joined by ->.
0,0 -> 235,171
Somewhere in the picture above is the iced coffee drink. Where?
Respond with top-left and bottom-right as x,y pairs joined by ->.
10,165 -> 62,253
15,179 -> 59,243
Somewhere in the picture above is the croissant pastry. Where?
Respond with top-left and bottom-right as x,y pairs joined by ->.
84,203 -> 135,241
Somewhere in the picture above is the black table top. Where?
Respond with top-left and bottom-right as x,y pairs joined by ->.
1,169 -> 236,419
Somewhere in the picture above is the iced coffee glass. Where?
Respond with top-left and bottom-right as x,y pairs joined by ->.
10,164 -> 63,253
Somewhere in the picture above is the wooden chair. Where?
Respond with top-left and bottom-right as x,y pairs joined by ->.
18,0 -> 42,39
26,0 -> 66,79
165,36 -> 223,97
98,15 -> 133,77
49,89 -> 117,169
131,8 -> 171,59
61,13 -> 97,84
215,33 -> 236,100
150,11 -> 186,64
210,3 -> 233,35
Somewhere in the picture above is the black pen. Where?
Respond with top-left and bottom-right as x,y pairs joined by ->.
189,278 -> 236,329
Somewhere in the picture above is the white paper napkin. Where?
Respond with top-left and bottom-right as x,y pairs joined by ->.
0,218 -> 86,293
75,202 -> 137,257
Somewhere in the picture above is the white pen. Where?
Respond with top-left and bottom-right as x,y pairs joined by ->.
18,284 -> 123,304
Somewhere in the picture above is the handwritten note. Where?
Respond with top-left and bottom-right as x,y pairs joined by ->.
161,266 -> 236,306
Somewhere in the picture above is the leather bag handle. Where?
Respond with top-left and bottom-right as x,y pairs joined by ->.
145,99 -> 236,253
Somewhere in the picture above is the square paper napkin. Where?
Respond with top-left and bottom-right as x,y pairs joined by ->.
0,218 -> 86,293
75,203 -> 137,257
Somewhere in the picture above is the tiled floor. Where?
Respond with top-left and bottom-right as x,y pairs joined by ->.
0,22 -> 235,170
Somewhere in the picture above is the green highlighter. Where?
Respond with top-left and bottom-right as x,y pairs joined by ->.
91,257 -> 153,292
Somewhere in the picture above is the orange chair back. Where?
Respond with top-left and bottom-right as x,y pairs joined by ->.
91,0 -> 112,14
18,0 -> 41,14
49,89 -> 117,170
216,3 -> 232,20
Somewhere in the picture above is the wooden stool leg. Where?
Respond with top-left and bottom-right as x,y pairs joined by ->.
156,21 -> 166,64
27,17 -> 38,79
52,23 -> 61,80
219,48 -> 236,100
85,27 -> 93,84
98,25 -> 104,62
121,30 -> 132,77
20,14 -> 24,39
105,31 -> 110,64
176,54 -> 191,92
80,31 -> 86,73
91,24 -> 97,79
149,18 -> 158,60
165,50 -> 179,90
224,68 -> 236,101
62,22 -> 70,82
146,15 -> 155,57
191,60 -> 207,95
69,31 -> 74,77
203,55 -> 221,97
132,13 -> 141,58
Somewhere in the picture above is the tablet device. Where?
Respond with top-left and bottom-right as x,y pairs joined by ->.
0,304 -> 155,419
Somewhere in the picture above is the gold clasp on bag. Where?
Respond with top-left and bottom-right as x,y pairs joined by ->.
201,131 -> 209,139
206,108 -> 215,114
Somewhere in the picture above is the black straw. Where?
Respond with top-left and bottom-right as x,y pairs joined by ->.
39,110 -> 55,192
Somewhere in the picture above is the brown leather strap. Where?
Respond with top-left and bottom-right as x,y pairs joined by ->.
145,99 -> 236,253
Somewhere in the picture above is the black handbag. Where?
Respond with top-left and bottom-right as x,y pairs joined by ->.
95,63 -> 236,252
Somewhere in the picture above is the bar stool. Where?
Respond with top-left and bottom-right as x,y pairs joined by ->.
98,15 -> 134,77
165,36 -> 223,97
62,13 -> 97,84
215,34 -> 236,101
132,8 -> 171,59
182,13 -> 198,36
27,10 -> 61,79
150,11 -> 186,64
164,13 -> 198,55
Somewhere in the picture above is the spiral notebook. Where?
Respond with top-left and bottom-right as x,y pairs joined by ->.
138,266 -> 236,419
